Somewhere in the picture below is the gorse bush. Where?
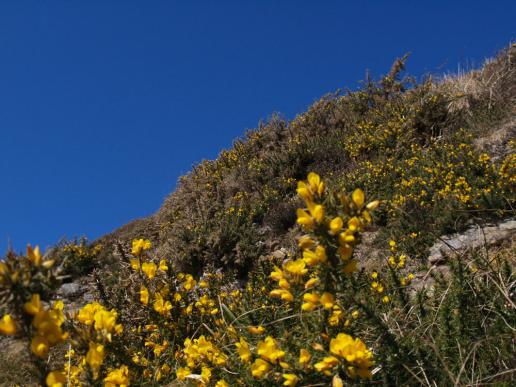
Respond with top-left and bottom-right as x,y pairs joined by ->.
1,172 -> 514,386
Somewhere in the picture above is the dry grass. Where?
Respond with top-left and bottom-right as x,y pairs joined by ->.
0,338 -> 39,386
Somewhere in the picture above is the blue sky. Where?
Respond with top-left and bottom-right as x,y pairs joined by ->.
0,1 -> 514,254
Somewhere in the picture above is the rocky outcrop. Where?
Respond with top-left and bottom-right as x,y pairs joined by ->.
408,218 -> 516,293
428,218 -> 515,265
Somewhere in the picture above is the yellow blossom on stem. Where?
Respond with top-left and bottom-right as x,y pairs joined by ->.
308,202 -> 325,224
366,200 -> 380,210
283,259 -> 308,277
297,181 -> 314,203
46,371 -> 67,387
27,244 -> 42,266
303,292 -> 319,304
182,274 -> 197,290
320,292 -> 335,309
338,245 -> 353,261
307,172 -> 325,196
0,314 -> 16,336
153,293 -> 172,315
332,374 -> 344,387
176,367 -> 191,381
130,258 -> 140,271
86,342 -> 105,379
131,238 -> 151,256
301,301 -> 317,312
303,245 -> 327,266
270,288 -> 294,302
298,235 -> 315,249
304,276 -> 319,289
257,336 -> 285,363
270,266 -> 284,281
94,308 -> 122,338
296,208 -> 314,230
251,358 -> 271,378
299,348 -> 311,365
314,356 -> 340,372
329,333 -> 374,379
104,365 -> 130,387
278,278 -> 290,289
329,216 -> 344,235
159,259 -> 168,271
31,335 -> 50,357
141,261 -> 157,279
235,337 -> 252,363
283,373 -> 299,386
77,302 -> 103,325
352,188 -> 365,208
24,293 -> 42,316
248,325 -> 265,335
140,286 -> 149,305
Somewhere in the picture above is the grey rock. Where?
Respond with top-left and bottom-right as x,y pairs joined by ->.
271,248 -> 288,260
427,219 -> 515,265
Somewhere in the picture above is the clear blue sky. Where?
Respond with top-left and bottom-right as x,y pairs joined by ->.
0,1 -> 514,254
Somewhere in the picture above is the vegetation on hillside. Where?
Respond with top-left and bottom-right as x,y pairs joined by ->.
146,44 -> 513,276
0,44 -> 514,386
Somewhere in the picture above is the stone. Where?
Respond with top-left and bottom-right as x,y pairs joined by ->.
427,218 -> 515,265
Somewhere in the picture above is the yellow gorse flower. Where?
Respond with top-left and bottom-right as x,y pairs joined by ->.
314,356 -> 339,372
283,259 -> 308,277
330,333 -> 374,379
140,285 -> 149,305
141,261 -> 157,279
248,325 -> 265,335
235,337 -> 252,363
27,244 -> 42,266
307,172 -> 325,196
24,293 -> 42,315
176,366 -> 191,380
328,216 -> 344,235
131,238 -> 151,256
153,293 -> 172,315
86,342 -> 105,379
283,373 -> 299,386
0,314 -> 17,336
299,348 -> 311,365
159,259 -> 168,271
104,365 -> 130,387
251,358 -> 271,378
46,371 -> 67,387
302,245 -> 327,266
257,336 -> 285,363
352,188 -> 365,208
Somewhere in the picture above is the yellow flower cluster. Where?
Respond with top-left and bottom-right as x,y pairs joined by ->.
314,333 -> 374,379
24,294 -> 67,358
0,314 -> 16,335
176,335 -> 227,384
77,302 -> 123,342
1,173 -> 385,386
270,173 -> 379,315
131,238 -> 151,256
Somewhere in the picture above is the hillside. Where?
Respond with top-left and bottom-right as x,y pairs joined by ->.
102,45 -> 515,276
0,44 -> 514,386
